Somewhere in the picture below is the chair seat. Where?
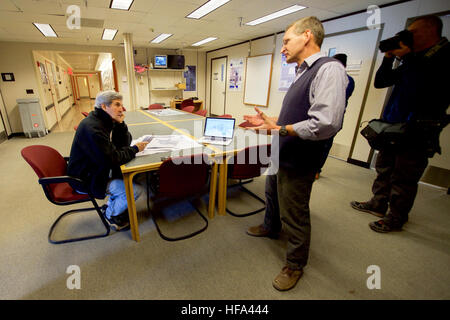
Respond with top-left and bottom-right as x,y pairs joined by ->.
51,182 -> 89,203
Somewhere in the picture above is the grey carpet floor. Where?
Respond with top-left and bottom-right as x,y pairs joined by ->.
0,131 -> 449,300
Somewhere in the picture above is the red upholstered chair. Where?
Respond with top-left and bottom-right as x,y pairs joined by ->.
180,99 -> 194,109
181,106 -> 195,113
194,109 -> 207,117
146,154 -> 211,241
21,145 -> 110,244
226,144 -> 271,217
81,111 -> 89,117
148,104 -> 164,110
219,114 -> 232,118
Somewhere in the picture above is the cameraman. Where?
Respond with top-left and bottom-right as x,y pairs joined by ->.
351,15 -> 449,233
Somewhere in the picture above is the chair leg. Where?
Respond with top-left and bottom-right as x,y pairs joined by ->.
48,200 -> 110,244
226,179 -> 266,217
149,201 -> 208,242
146,172 -> 208,241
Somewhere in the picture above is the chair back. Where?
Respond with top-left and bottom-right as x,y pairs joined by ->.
195,109 -> 207,117
148,103 -> 164,110
228,144 -> 271,180
21,145 -> 87,203
180,99 -> 194,109
181,106 -> 195,113
219,114 -> 232,118
157,154 -> 210,198
22,145 -> 67,179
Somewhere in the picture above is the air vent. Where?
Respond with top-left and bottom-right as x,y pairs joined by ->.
80,18 -> 104,28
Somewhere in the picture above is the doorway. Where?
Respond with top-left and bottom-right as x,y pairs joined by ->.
76,76 -> 91,99
210,56 -> 227,115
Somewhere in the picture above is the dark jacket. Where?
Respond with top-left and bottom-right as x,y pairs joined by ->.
68,108 -> 138,198
374,38 -> 449,155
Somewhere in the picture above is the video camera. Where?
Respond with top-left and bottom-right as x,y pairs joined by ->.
379,30 -> 414,52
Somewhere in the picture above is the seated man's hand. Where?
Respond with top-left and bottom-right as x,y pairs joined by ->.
134,141 -> 149,152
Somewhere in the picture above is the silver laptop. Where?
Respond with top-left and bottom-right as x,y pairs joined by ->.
197,117 -> 236,146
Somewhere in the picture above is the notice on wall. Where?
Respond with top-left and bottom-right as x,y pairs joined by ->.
183,65 -> 196,91
228,58 -> 244,91
278,54 -> 297,92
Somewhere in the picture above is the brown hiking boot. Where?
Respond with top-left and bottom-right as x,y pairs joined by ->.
272,266 -> 304,291
246,224 -> 279,239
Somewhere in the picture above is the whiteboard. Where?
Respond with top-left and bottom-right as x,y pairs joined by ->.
243,54 -> 273,107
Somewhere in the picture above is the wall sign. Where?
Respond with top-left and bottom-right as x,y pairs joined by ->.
1,73 -> 15,82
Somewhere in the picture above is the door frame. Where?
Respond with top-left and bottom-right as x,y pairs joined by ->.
209,56 -> 228,115
44,60 -> 60,122
75,75 -> 91,99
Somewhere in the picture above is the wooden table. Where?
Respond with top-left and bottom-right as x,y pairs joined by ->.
121,109 -> 271,242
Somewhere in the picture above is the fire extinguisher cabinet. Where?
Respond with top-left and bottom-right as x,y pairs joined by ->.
17,98 -> 47,138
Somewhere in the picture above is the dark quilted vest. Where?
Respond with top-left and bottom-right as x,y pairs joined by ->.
277,57 -> 335,172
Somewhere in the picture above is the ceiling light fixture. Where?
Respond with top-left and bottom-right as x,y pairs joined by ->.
245,5 -> 307,26
186,0 -> 230,19
33,23 -> 58,37
109,0 -> 134,11
192,37 -> 218,46
151,33 -> 173,44
102,28 -> 118,40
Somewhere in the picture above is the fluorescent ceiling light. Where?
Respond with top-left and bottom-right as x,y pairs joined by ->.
192,37 -> 218,46
151,33 -> 173,44
33,23 -> 58,37
245,5 -> 307,26
186,0 -> 230,19
110,0 -> 134,10
102,29 -> 118,40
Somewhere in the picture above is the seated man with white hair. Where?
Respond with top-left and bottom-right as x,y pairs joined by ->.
68,90 -> 148,231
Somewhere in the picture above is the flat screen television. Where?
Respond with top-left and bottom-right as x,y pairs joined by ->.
154,55 -> 168,69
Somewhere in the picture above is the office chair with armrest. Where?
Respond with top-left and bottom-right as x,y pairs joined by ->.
146,154 -> 211,241
194,109 -> 207,117
226,144 -> 271,217
21,145 -> 110,244
181,106 -> 195,113
148,104 -> 164,110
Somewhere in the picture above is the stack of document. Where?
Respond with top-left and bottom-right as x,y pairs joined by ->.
131,134 -> 203,157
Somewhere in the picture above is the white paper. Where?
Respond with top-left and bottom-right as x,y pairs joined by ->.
131,134 -> 202,157
147,109 -> 184,116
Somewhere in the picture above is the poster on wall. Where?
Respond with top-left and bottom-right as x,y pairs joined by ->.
228,58 -> 244,91
183,65 -> 196,91
38,61 -> 48,84
278,54 -> 296,91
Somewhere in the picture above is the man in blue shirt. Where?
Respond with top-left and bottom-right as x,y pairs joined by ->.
243,16 -> 347,291
316,53 -> 355,179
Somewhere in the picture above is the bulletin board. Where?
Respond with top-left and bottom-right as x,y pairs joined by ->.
243,53 -> 273,107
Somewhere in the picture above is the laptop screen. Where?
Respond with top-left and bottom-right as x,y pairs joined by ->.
204,117 -> 235,138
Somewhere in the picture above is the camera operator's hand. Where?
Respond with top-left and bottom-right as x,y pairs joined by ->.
385,41 -> 411,58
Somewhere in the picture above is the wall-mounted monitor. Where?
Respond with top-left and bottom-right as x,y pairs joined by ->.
154,55 -> 168,69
